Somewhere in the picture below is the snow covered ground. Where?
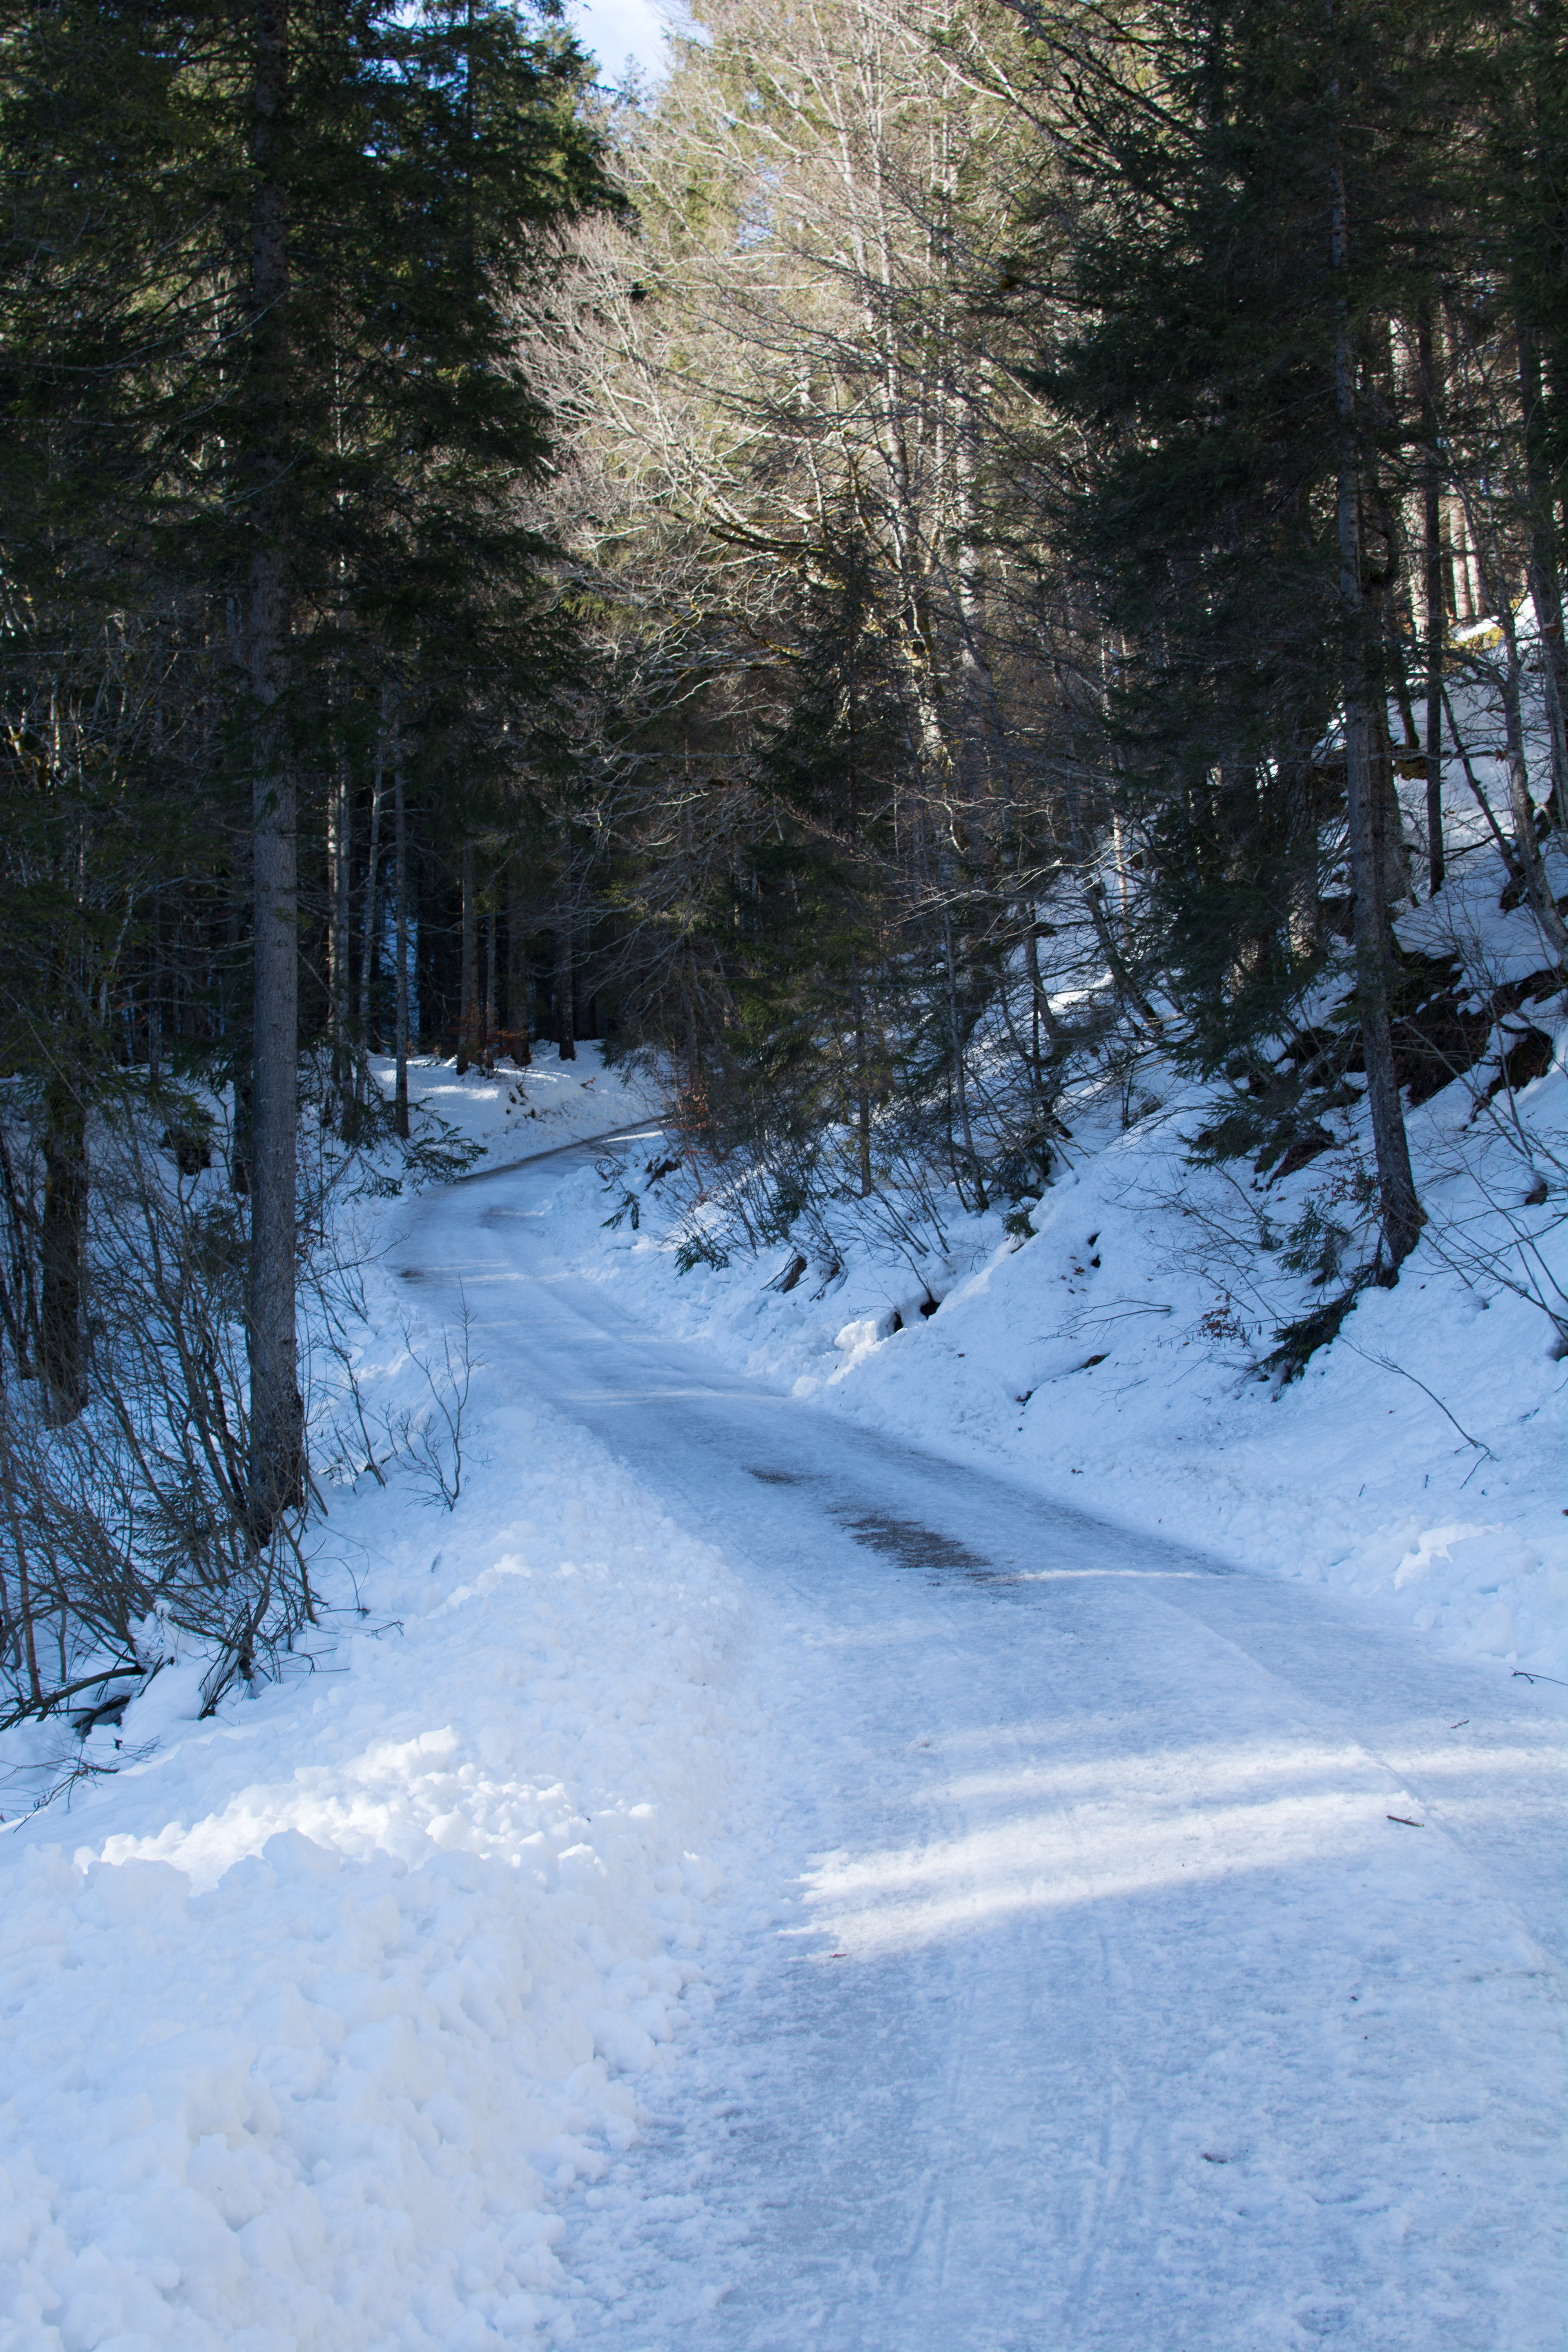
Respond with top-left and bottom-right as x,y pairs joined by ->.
0,1402 -> 742,2348
366,1040 -> 663,1163
1,1028 -> 1563,2348
1,1047 -> 728,2351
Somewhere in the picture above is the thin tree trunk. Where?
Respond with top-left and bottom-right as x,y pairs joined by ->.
1025,921 -> 1062,1078
507,875 -> 531,1064
40,1071 -> 87,1425
1084,878 -> 1165,1039
1060,759 -> 1165,1039
1327,91 -> 1421,1267
457,838 -> 475,1073
393,714 -> 410,1139
1383,620 -> 1421,751
246,0 -> 301,1536
1439,680 -> 1522,878
554,858 -> 576,1062
358,681 -> 387,1067
1459,502 -> 1568,962
483,892 -> 496,1072
1417,302 -> 1445,895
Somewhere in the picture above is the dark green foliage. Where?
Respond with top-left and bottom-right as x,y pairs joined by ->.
0,0 -> 613,1727
674,1229 -> 729,1274
1145,774 -> 1330,1074
703,541 -> 909,1180
0,0 -> 612,1078
1490,0 -> 1568,493
1279,1195 -> 1356,1287
1262,1273 -> 1373,1385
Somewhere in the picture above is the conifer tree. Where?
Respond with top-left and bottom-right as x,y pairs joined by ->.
0,0 -> 611,1693
731,546 -> 906,1197
1032,0 -> 1484,1267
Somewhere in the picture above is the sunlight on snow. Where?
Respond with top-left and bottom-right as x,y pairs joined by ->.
795,1742 -> 1428,1959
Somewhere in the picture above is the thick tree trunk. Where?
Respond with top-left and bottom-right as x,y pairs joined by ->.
327,759 -> 350,1098
246,0 -> 301,1538
680,941 -> 698,1086
359,681 -> 387,1050
346,681 -> 387,1147
147,888 -> 162,1081
1496,603 -> 1568,964
0,1452 -> 44,1708
1283,759 -> 1321,958
943,911 -> 985,1210
1338,587 -> 1421,1263
1517,322 -> 1568,830
1369,688 -> 1409,912
1328,102 -> 1421,1269
40,1072 -> 87,1426
850,949 -> 872,1196
248,637 -> 299,1527
554,866 -> 576,1062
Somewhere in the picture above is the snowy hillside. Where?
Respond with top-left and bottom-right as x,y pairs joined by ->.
367,1040 -> 664,1161
540,834 -> 1568,1685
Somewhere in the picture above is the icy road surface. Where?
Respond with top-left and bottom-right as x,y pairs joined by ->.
407,1134 -> 1564,2352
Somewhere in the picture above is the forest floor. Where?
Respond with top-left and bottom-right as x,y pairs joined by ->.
1,1045 -> 1563,2349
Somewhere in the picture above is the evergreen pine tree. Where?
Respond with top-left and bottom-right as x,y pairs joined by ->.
1033,0 -> 1484,1267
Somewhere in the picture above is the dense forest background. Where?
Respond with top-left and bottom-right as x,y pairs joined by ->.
1,0 -> 1563,1726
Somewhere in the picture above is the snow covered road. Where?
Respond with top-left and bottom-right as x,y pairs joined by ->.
401,1138 -> 1566,2352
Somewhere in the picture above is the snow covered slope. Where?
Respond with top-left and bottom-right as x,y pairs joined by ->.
538,858 -> 1568,1684
368,1039 -> 662,1161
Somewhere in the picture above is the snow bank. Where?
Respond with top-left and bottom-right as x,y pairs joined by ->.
1,1298 -> 743,2346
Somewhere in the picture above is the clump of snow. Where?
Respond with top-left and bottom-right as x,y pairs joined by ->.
0,1207 -> 742,2346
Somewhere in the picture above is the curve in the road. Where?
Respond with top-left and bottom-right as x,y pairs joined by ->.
403,1138 -> 1566,2352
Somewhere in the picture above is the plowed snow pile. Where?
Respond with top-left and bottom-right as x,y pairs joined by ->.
0,1177 -> 743,2348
